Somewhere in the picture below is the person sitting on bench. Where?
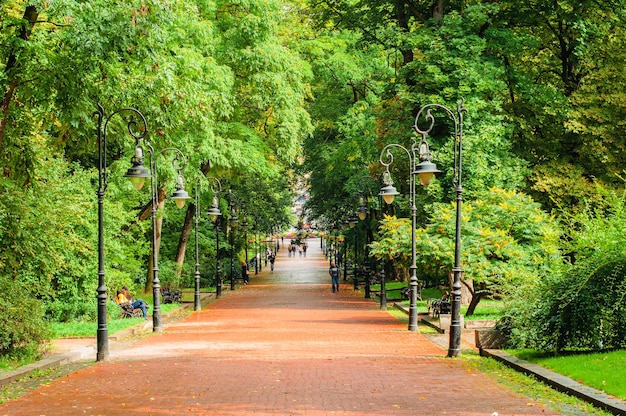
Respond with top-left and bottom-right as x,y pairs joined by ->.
116,286 -> 148,319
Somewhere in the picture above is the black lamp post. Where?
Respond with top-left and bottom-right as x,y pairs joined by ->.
379,131 -> 423,332
95,104 -> 148,362
254,221 -> 259,275
126,146 -> 191,333
227,191 -> 239,290
357,195 -> 371,299
193,182 -> 205,311
357,187 -> 383,307
348,214 -> 358,290
241,218 -> 249,270
332,224 -> 339,265
193,176 -> 222,311
207,186 -> 223,298
411,99 -> 467,357
275,227 -> 280,253
342,220 -> 348,282
257,221 -> 263,272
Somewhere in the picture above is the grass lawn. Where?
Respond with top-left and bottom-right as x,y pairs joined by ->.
510,349 -> 626,401
373,281 -> 626,409
49,301 -> 183,338
369,283 -> 505,321
464,352 -> 615,416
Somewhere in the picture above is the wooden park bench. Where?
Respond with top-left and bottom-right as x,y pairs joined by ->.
427,298 -> 451,317
162,289 -> 182,304
118,302 -> 146,319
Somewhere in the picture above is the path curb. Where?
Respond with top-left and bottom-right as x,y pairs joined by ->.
393,300 -> 626,415
481,349 -> 626,416
0,346 -> 96,388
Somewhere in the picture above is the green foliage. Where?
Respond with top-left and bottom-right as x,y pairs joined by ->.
369,215 -> 412,269
0,277 -> 49,356
371,188 -> 562,307
507,189 -> 626,352
0,0 -> 309,340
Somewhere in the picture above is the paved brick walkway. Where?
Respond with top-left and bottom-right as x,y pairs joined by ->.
0,239 -> 559,415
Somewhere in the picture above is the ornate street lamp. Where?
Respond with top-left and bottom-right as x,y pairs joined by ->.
412,99 -> 467,357
254,220 -> 259,275
95,104 -> 148,362
357,193 -> 368,221
207,184 -> 223,298
345,213 -> 358,289
126,146 -> 191,333
241,218 -> 249,269
193,186 -> 203,311
356,194 -> 370,298
379,123 -> 437,331
226,191 -> 239,290
192,175 -> 221,311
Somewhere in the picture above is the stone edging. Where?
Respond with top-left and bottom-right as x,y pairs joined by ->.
481,349 -> 626,416
392,301 -> 626,415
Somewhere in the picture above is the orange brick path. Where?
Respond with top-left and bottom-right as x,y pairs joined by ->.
0,239 -> 559,415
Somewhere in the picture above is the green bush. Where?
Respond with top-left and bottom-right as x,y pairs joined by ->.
0,277 -> 50,356
522,250 -> 626,351
370,187 -> 563,314
506,189 -> 626,352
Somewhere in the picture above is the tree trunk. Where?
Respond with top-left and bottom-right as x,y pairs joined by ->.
1,6 -> 38,146
174,203 -> 195,275
173,160 -> 211,277
448,270 -> 473,304
465,292 -> 484,317
144,187 -> 166,293
432,0 -> 444,19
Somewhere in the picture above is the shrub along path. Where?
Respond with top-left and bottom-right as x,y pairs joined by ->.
0,238 -> 559,415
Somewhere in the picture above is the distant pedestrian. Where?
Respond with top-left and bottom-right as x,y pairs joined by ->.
269,253 -> 276,272
329,261 -> 340,293
241,261 -> 249,284
302,243 -> 307,257
291,244 -> 296,256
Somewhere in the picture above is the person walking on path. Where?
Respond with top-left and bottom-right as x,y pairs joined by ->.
269,252 -> 276,272
241,260 -> 249,284
329,260 -> 340,293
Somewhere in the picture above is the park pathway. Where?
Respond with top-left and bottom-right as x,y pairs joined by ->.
0,238 -> 559,416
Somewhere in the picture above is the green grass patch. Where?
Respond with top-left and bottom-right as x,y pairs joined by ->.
372,283 -> 505,321
508,349 -> 626,401
463,354 -> 614,415
49,302 -> 182,338
49,317 -> 144,338
461,299 -> 505,321
0,345 -> 41,372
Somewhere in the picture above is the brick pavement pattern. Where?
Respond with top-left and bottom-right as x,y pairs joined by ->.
0,239 -> 559,416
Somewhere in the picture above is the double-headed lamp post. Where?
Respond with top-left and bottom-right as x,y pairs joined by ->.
206,181 -> 223,298
380,99 -> 466,357
193,175 -> 216,311
95,104 -> 148,362
125,146 -> 191,333
227,191 -> 239,290
379,142 -> 420,332
412,99 -> 466,357
193,185 -> 203,311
